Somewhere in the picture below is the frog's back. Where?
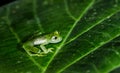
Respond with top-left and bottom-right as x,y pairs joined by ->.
33,36 -> 48,45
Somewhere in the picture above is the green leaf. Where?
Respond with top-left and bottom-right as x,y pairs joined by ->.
63,36 -> 120,73
0,0 -> 120,73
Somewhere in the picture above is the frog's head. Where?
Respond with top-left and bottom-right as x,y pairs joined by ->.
50,31 -> 62,43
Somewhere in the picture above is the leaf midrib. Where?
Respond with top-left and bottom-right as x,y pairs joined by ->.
43,0 -> 95,73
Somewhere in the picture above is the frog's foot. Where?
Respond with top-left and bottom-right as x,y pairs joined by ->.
38,48 -> 54,55
29,54 -> 45,56
47,48 -> 54,53
28,52 -> 44,57
30,52 -> 46,57
35,52 -> 47,56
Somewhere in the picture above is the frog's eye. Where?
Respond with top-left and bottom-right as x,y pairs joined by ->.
50,36 -> 62,43
52,36 -> 58,41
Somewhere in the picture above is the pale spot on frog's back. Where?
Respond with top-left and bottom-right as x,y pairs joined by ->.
33,38 -> 47,45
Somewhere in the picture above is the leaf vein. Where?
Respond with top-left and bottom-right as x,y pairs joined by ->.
5,7 -> 43,71
65,8 -> 120,45
6,7 -> 20,43
91,63 -> 100,73
57,33 -> 120,73
33,0 -> 44,32
64,0 -> 77,20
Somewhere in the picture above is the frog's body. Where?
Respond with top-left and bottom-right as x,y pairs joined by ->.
22,31 -> 62,56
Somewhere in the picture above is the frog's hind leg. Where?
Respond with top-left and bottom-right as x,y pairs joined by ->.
23,45 -> 41,56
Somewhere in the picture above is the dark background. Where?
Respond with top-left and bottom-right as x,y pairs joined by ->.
0,0 -> 15,7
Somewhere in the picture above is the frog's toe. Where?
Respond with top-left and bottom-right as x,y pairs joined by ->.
48,48 -> 54,53
37,54 -> 45,57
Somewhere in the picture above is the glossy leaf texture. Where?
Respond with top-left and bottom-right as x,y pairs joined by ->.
0,0 -> 120,73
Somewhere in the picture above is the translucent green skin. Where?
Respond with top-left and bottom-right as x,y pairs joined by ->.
22,31 -> 62,56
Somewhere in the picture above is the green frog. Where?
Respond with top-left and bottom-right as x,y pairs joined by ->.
22,31 -> 62,56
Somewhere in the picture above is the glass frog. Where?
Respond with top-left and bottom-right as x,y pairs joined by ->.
22,31 -> 62,56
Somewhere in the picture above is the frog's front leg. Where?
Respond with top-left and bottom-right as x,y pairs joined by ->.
40,45 -> 53,54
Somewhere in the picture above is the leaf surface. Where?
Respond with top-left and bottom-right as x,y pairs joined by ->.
0,0 -> 120,73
